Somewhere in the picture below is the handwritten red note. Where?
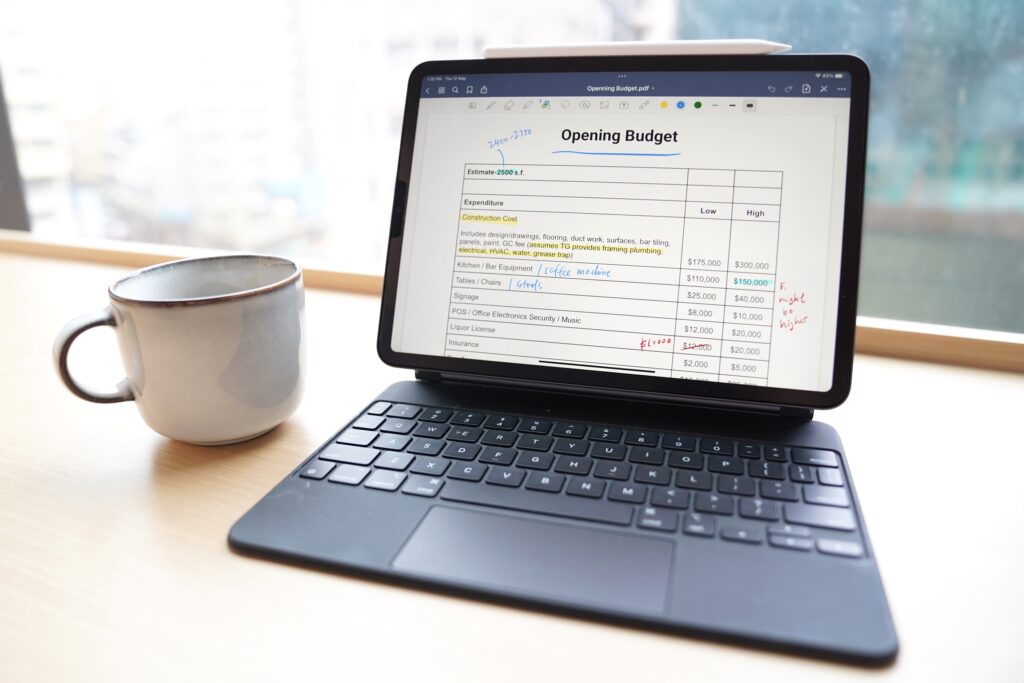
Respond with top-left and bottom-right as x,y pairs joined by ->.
777,282 -> 809,332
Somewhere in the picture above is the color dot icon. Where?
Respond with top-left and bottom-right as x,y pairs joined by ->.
660,100 -> 668,108
676,100 -> 685,109
694,101 -> 703,109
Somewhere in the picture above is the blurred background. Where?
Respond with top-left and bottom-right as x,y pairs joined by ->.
0,0 -> 1020,332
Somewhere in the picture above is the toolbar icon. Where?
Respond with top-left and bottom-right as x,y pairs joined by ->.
479,86 -> 488,94
504,100 -> 514,110
451,86 -> 459,94
466,85 -> 473,95
618,101 -> 628,110
437,86 -> 445,95
560,100 -> 570,109
801,83 -> 811,94
541,99 -> 551,109
579,101 -> 591,110
599,101 -> 609,110
784,85 -> 793,93
639,100 -> 650,110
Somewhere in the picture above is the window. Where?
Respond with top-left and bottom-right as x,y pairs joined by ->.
0,0 -> 1021,333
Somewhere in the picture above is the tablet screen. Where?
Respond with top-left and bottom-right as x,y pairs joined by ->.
385,61 -> 864,403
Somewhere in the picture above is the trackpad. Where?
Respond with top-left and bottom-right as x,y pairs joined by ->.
392,506 -> 673,614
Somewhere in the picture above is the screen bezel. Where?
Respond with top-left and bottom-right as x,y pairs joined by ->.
377,54 -> 870,410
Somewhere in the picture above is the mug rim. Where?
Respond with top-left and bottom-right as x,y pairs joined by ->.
108,254 -> 301,307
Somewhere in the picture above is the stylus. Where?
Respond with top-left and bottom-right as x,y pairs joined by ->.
483,40 -> 791,59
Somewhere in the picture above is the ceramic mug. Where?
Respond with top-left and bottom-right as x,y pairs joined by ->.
53,255 -> 305,445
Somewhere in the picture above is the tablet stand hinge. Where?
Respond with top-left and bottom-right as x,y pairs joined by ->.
415,370 -> 814,421
415,370 -> 444,383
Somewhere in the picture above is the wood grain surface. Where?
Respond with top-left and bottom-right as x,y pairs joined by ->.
1,252 -> 1021,682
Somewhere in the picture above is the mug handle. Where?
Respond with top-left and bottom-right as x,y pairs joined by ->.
53,306 -> 135,403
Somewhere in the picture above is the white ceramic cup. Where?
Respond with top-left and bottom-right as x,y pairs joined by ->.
54,255 -> 305,445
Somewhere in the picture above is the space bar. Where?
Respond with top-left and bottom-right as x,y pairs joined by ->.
440,482 -> 634,526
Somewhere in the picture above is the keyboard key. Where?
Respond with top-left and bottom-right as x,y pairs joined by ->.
364,470 -> 407,491
594,461 -> 630,480
695,492 -> 735,515
336,428 -> 377,447
516,452 -> 554,470
375,434 -> 411,451
565,477 -> 605,498
663,434 -> 696,451
485,467 -> 526,488
366,401 -> 391,415
448,462 -> 488,482
650,488 -> 689,509
410,456 -> 450,475
749,460 -> 785,479
708,455 -> 743,475
803,485 -> 851,508
448,427 -> 483,443
407,438 -> 445,456
517,419 -> 552,435
483,414 -> 519,430
525,471 -> 565,493
298,459 -> 334,480
817,538 -> 865,558
442,443 -> 480,460
419,407 -> 453,423
352,415 -> 385,430
721,527 -> 764,544
767,524 -> 812,537
608,482 -> 647,503
791,447 -> 839,468
441,481 -> 633,526
638,506 -> 678,532
380,418 -> 415,434
700,438 -> 734,455
737,442 -> 760,458
413,422 -> 449,438
401,474 -> 445,497
452,411 -> 485,427
789,464 -> 816,483
769,534 -> 814,551
479,447 -> 517,465
589,426 -> 622,442
376,452 -> 414,471
320,445 -> 379,466
682,512 -> 715,537
717,475 -> 755,496
634,466 -> 671,485
818,468 -> 844,487
784,504 -> 857,531
387,404 -> 421,419
667,451 -> 703,469
764,445 -> 788,462
760,480 -> 799,501
519,435 -> 553,451
327,464 -> 370,485
552,422 -> 588,438
628,447 -> 665,465
592,443 -> 627,460
553,439 -> 589,456
554,455 -> 592,475
676,471 -> 712,490
624,430 -> 659,446
739,498 -> 780,520
481,430 -> 518,447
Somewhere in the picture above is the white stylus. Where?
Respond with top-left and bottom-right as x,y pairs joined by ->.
483,40 -> 791,59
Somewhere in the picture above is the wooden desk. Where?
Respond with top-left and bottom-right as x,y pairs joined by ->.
1,252 -> 1021,682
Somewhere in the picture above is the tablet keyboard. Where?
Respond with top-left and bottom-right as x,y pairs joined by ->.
297,402 -> 865,558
